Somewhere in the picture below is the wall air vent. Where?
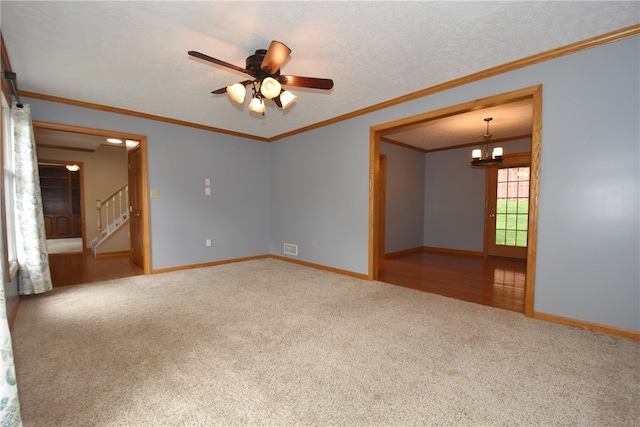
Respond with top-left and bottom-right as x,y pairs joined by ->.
283,243 -> 298,256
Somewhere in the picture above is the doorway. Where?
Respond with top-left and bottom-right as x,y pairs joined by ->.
33,121 -> 151,275
370,86 -> 542,316
38,160 -> 85,253
485,153 -> 531,259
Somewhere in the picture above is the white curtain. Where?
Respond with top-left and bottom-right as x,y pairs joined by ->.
0,287 -> 21,426
10,103 -> 52,295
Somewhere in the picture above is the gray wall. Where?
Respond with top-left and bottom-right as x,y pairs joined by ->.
380,141 -> 425,254
26,101 -> 271,271
270,36 -> 639,330
37,144 -> 129,252
423,139 -> 531,252
16,35 -> 639,332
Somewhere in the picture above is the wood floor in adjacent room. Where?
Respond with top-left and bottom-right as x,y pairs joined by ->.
48,251 -> 144,287
49,249 -> 525,312
378,251 -> 526,313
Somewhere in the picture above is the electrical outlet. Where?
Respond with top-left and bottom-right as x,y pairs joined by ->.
205,187 -> 211,196
206,239 -> 211,247
205,178 -> 211,186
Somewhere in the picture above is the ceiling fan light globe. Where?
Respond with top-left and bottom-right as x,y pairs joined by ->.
279,90 -> 297,109
248,97 -> 265,113
226,83 -> 246,104
260,77 -> 281,99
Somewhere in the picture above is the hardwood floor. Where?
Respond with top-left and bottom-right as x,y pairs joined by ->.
48,251 -> 144,287
48,249 -> 525,312
378,251 -> 526,313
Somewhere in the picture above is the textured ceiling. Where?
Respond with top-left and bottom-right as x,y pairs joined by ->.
2,1 -> 638,149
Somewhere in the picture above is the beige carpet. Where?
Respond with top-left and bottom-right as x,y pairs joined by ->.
11,259 -> 639,426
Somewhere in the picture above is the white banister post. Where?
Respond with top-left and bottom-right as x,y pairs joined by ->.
96,199 -> 102,236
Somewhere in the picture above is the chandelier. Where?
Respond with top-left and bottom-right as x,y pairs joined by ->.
227,78 -> 297,115
471,117 -> 503,166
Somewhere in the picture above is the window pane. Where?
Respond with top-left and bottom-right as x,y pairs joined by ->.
505,230 -> 517,246
495,230 -> 505,245
506,214 -> 518,230
517,214 -> 528,231
496,200 -> 506,214
516,231 -> 528,247
496,213 -> 506,229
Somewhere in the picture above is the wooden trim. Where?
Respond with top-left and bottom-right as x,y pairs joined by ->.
270,255 -> 369,280
1,33 -> 13,78
8,295 -> 20,330
152,254 -> 368,280
271,25 -> 639,141
368,128 -> 380,280
533,311 -> 640,342
369,85 -> 542,317
425,134 -> 533,154
32,121 -> 152,275
382,134 -> 532,155
151,254 -> 270,274
13,25 -> 639,143
524,85 -> 543,317
384,247 -> 424,258
138,135 -> 151,275
483,152 -> 531,260
422,246 -> 483,257
37,143 -> 95,153
380,137 -> 428,153
20,91 -> 270,143
33,121 -> 146,141
95,250 -> 131,258
378,154 -> 387,259
372,86 -> 539,133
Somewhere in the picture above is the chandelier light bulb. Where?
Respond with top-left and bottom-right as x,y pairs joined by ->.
472,149 -> 482,160
279,90 -> 297,109
226,83 -> 246,104
260,77 -> 282,99
248,97 -> 265,113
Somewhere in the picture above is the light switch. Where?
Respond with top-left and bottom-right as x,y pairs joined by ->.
205,187 -> 211,196
150,190 -> 160,199
205,178 -> 211,186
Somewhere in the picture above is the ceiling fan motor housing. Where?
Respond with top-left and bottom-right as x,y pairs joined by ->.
246,49 -> 280,79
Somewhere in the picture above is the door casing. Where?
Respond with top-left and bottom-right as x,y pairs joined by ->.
33,121 -> 151,274
369,85 -> 542,317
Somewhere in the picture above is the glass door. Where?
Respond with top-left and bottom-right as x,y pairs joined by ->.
486,153 -> 530,259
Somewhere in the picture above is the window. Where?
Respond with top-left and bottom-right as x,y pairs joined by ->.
1,93 -> 18,280
495,166 -> 530,247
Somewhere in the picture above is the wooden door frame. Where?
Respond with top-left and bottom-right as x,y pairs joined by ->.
378,154 -> 387,258
484,152 -> 531,259
33,121 -> 151,275
369,85 -> 542,317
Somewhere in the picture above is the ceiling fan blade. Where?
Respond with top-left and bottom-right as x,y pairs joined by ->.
278,75 -> 334,90
188,51 -> 250,75
261,41 -> 291,74
211,80 -> 253,95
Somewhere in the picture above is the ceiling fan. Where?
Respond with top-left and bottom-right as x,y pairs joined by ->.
188,41 -> 334,115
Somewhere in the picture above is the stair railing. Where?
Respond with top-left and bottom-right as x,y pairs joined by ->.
92,183 -> 129,255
